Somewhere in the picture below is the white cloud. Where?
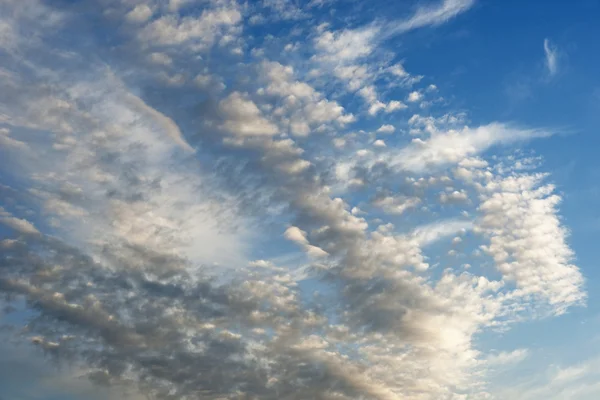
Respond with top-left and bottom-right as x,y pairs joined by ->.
0,207 -> 40,235
496,355 -> 600,400
313,26 -> 378,63
219,92 -> 279,136
407,90 -> 423,102
278,158 -> 311,174
373,195 -> 421,215
122,89 -> 194,152
476,172 -> 585,313
138,4 -> 242,49
440,189 -> 469,204
260,61 -> 355,134
390,0 -> 476,34
125,4 -> 153,24
389,63 -> 409,77
544,38 -> 559,77
412,218 -> 472,246
284,225 -> 310,245
0,127 -> 28,149
385,100 -> 407,112
387,64 -> 424,88
261,0 -> 309,21
377,124 -> 395,133
148,52 -> 173,66
284,226 -> 329,257
486,348 -> 529,366
388,123 -> 552,173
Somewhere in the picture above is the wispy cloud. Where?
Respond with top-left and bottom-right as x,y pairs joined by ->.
486,348 -> 529,366
496,355 -> 600,400
544,38 -> 559,77
390,0 -> 476,35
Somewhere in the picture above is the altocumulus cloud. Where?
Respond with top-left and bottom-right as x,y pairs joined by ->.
0,0 -> 585,399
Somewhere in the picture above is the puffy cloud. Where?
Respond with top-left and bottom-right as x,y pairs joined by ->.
284,225 -> 310,245
0,207 -> 40,235
407,90 -> 423,103
259,61 -> 355,134
125,4 -> 153,24
440,189 -> 469,204
313,27 -> 411,116
314,26 -> 379,64
377,124 -> 395,133
385,100 -> 407,112
219,92 -> 279,136
476,172 -> 585,313
373,195 -> 421,215
138,3 -> 242,50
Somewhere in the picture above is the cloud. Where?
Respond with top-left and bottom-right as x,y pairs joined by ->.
373,195 -> 421,215
219,92 -> 280,136
486,348 -> 529,366
138,3 -> 242,49
440,189 -> 469,204
475,171 -> 585,313
407,90 -> 423,102
260,0 -> 310,21
544,38 -> 559,77
496,355 -> 600,400
390,0 -> 476,35
0,127 -> 28,149
314,26 -> 379,63
0,1 -> 585,399
121,89 -> 195,152
0,207 -> 40,235
0,338 -> 146,400
412,218 -> 472,246
388,122 -> 552,173
125,4 -> 153,24
377,124 -> 396,134
259,61 -> 355,134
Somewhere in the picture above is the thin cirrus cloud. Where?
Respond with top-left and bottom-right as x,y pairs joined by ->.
544,37 -> 559,77
0,1 -> 585,400
388,0 -> 476,35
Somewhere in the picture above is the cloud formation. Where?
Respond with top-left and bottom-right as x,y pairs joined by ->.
390,0 -> 476,35
0,1 -> 584,399
544,38 -> 559,77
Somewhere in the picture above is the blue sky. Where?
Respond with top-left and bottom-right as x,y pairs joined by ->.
1,0 -> 600,399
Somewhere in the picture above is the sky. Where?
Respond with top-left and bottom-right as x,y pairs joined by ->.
1,0 -> 600,399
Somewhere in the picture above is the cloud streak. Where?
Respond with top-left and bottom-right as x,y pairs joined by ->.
390,0 -> 476,35
544,38 -> 559,77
